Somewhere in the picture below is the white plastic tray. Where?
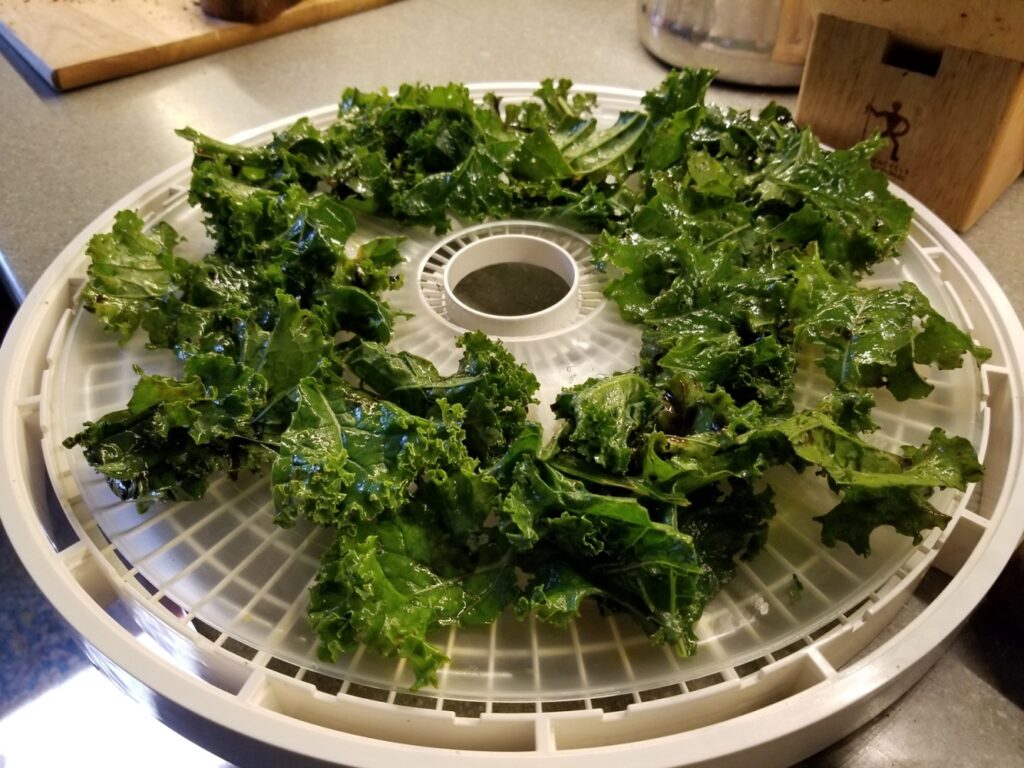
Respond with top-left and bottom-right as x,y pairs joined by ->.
3,85 -> 1022,767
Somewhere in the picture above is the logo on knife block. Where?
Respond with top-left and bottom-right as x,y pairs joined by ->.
864,100 -> 911,182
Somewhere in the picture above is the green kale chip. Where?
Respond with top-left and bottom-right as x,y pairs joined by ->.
344,331 -> 539,463
310,511 -> 517,689
271,375 -> 475,528
63,353 -> 272,505
80,209 -> 188,342
550,372 -> 662,475
791,254 -> 991,398
503,457 -> 705,652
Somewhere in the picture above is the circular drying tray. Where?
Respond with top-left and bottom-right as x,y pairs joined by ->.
2,85 -> 1022,767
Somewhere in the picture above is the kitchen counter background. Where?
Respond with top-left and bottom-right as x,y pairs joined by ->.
0,1 -> 1021,766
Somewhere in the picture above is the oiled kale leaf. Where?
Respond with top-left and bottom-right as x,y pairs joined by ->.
551,373 -> 662,475
80,209 -> 189,342
271,374 -> 475,528
814,428 -> 984,555
296,80 -> 646,233
310,509 -> 517,688
790,254 -> 990,398
344,331 -> 539,464
503,456 -> 706,652
63,353 -> 273,505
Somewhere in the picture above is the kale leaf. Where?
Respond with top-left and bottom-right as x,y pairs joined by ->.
550,372 -> 662,475
344,331 -> 539,463
791,253 -> 991,398
271,374 -> 475,528
80,209 -> 188,342
63,353 -> 273,506
503,456 -> 706,652
310,510 -> 517,689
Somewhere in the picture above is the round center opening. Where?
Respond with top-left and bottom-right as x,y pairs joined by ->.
453,262 -> 571,316
442,234 -> 580,337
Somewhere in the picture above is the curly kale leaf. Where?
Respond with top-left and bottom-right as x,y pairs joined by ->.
592,226 -> 800,334
677,482 -> 776,577
548,373 -> 778,505
815,486 -> 948,557
345,332 -> 538,463
550,372 -> 662,475
269,378 -> 356,528
503,457 -> 704,652
331,82 -> 517,230
513,562 -> 603,627
547,368 -> 977,555
335,236 -> 405,295
80,210 -> 189,342
246,292 -> 333,399
316,283 -> 396,343
305,421 -> 532,692
813,428 -> 983,555
641,311 -> 796,415
309,512 -> 517,689
83,140 -> 402,358
757,132 -> 913,272
185,165 -> 356,280
66,294 -> 335,507
642,69 -> 711,118
449,331 -> 540,461
176,119 -> 331,191
512,109 -> 648,182
319,79 -> 645,233
271,375 -> 475,528
791,254 -> 991,398
778,410 -> 983,492
62,353 -> 272,506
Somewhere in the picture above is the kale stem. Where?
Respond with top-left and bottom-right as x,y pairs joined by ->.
251,387 -> 298,424
703,222 -> 752,249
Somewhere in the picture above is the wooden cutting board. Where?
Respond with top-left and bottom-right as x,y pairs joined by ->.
0,0 -> 399,91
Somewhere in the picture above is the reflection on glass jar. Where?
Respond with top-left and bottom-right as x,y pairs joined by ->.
638,0 -> 813,87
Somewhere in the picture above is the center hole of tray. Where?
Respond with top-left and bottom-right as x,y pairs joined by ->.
443,234 -> 580,336
454,262 -> 570,316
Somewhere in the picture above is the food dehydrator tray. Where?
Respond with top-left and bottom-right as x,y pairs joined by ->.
2,85 -> 1022,767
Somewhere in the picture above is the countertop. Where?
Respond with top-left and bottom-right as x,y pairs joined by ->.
0,1 -> 1021,766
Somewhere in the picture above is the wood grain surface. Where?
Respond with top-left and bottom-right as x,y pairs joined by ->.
805,0 -> 1024,63
796,14 -> 1024,231
0,0 -> 399,90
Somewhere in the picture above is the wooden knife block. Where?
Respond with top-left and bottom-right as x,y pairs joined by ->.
796,13 -> 1024,231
